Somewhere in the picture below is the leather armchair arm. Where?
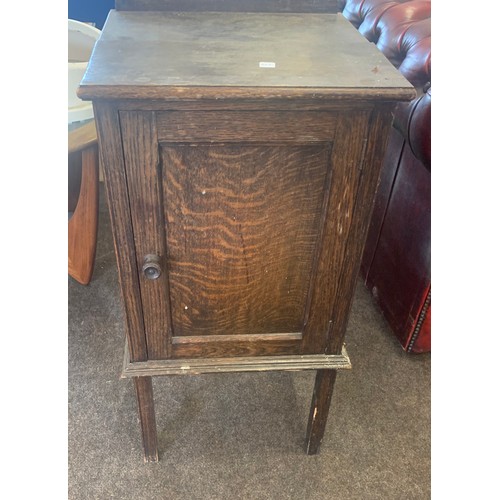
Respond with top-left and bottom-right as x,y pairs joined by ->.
339,0 -> 431,89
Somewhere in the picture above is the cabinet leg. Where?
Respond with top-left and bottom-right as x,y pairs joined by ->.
305,369 -> 337,455
134,377 -> 159,462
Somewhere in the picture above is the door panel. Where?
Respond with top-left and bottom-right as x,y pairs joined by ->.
161,143 -> 331,339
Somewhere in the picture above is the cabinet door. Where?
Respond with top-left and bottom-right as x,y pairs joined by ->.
120,109 -> 373,360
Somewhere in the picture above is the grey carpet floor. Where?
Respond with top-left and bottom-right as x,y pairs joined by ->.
68,184 -> 431,500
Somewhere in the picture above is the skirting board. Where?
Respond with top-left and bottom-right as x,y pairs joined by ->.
121,342 -> 351,377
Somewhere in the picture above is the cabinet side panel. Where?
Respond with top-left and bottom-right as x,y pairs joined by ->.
302,109 -> 372,354
327,105 -> 395,354
93,103 -> 148,362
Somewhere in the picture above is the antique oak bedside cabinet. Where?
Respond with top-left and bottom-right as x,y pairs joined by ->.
78,0 -> 415,462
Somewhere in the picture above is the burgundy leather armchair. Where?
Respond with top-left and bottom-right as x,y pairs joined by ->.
339,0 -> 431,352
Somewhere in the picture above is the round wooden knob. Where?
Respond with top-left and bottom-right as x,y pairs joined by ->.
142,254 -> 162,280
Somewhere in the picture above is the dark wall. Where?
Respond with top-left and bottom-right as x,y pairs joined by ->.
68,0 -> 114,29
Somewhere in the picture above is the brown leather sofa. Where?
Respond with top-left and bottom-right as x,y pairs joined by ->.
339,0 -> 431,352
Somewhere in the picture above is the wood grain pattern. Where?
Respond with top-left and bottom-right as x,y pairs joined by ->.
326,105 -> 394,354
122,343 -> 351,377
79,86 -> 416,103
134,377 -> 158,462
120,111 -> 172,359
162,143 -> 330,340
68,145 -> 99,285
171,338 -> 302,358
301,109 -> 372,354
116,0 -> 341,13
105,98 -> 404,112
93,103 -> 148,362
157,110 -> 338,143
170,334 -> 303,358
171,332 -> 302,344
305,369 -> 337,454
360,130 -> 405,282
68,119 -> 97,154
78,11 -> 415,102
68,120 -> 97,211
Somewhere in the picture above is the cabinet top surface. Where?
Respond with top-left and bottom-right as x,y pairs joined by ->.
79,10 -> 415,101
